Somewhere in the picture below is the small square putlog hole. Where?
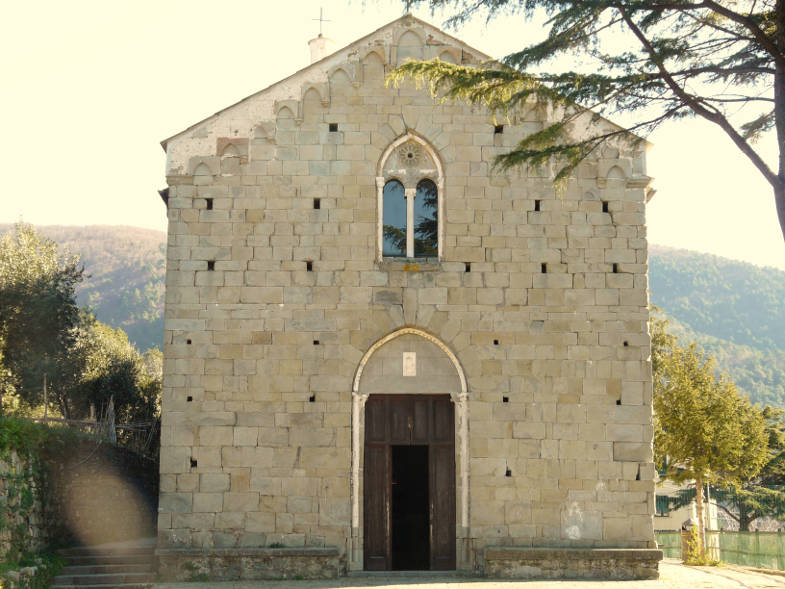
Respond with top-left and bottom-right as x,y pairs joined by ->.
329,123 -> 338,132
502,396 -> 509,403
207,260 -> 215,271
494,124 -> 504,134
186,396 -> 193,402
190,458 -> 197,468
505,467 -> 512,477
313,340 -> 320,345
493,339 -> 499,346
306,261 -> 313,272
309,394 -> 316,403
313,198 -> 321,209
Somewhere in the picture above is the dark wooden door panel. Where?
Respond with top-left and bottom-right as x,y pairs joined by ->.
413,398 -> 429,443
429,443 -> 456,570
364,394 -> 456,570
432,397 -> 454,442
363,444 -> 390,570
390,399 -> 411,443
366,397 -> 388,443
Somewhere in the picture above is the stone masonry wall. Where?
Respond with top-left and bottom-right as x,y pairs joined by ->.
159,15 -> 656,572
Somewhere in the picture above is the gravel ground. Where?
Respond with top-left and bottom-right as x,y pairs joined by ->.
154,559 -> 785,589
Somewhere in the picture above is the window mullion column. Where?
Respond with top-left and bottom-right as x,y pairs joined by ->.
405,187 -> 416,258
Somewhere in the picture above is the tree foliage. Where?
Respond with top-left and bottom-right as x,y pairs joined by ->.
0,224 -> 161,424
652,314 -> 769,553
0,223 -> 83,408
393,0 -> 785,243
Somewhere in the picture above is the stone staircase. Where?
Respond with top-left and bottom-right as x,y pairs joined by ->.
52,545 -> 155,589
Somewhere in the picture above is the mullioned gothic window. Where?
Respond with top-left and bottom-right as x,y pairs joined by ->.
377,136 -> 443,260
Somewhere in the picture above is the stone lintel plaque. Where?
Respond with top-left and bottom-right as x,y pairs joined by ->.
402,352 -> 417,376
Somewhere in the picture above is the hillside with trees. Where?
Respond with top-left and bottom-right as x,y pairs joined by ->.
0,224 -> 165,352
649,245 -> 785,408
0,224 -> 161,424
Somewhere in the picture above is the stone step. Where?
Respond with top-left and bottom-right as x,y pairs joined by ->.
58,546 -> 154,557
53,572 -> 154,586
60,564 -> 153,576
60,554 -> 154,567
50,585 -> 151,589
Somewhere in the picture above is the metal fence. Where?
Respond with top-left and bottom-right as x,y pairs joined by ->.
656,530 -> 785,570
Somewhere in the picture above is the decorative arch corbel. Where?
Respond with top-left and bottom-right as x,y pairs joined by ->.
301,82 -> 330,108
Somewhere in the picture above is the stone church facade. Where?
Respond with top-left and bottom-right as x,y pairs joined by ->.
156,15 -> 661,580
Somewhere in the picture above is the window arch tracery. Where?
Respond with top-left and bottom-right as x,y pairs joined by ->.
376,134 -> 444,260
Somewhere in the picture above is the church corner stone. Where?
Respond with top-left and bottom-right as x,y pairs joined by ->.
157,14 -> 661,581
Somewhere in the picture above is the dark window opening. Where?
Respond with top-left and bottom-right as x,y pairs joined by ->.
505,467 -> 512,477
329,123 -> 338,132
186,339 -> 192,345
414,179 -> 438,258
206,198 -> 213,210
541,263 -> 547,273
382,180 -> 406,257
494,124 -> 504,134
186,396 -> 193,402
534,199 -> 541,212
391,445 -> 430,570
313,198 -> 321,209
602,201 -> 609,213
493,339 -> 499,346
616,399 -> 622,405
623,340 -> 629,347
465,263 -> 471,273
190,458 -> 197,468
207,260 -> 215,271
613,263 -> 619,273
309,394 -> 316,403
313,340 -> 320,345
502,396 -> 509,403
306,261 -> 313,272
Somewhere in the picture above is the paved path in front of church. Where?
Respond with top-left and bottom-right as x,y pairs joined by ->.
154,559 -> 785,588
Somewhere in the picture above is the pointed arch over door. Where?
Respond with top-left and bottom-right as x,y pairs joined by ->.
349,328 -> 469,571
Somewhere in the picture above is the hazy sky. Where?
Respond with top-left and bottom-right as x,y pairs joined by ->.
2,0 -> 784,270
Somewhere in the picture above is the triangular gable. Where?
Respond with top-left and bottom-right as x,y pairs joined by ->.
160,14 -> 491,152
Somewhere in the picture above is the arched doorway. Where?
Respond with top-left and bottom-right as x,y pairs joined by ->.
350,328 -> 469,571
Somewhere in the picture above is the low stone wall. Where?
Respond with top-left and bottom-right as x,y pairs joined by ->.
156,547 -> 342,580
484,547 -> 663,580
0,451 -> 46,558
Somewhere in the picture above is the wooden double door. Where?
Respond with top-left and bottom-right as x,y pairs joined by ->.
363,394 -> 456,571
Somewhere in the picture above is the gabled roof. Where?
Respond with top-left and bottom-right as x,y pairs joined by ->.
159,14 -> 492,152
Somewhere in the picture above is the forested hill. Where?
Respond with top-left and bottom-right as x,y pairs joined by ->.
0,224 -> 165,352
649,245 -> 785,351
2,225 -> 784,408
648,245 -> 785,407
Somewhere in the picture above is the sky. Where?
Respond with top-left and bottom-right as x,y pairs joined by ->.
2,0 -> 784,270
